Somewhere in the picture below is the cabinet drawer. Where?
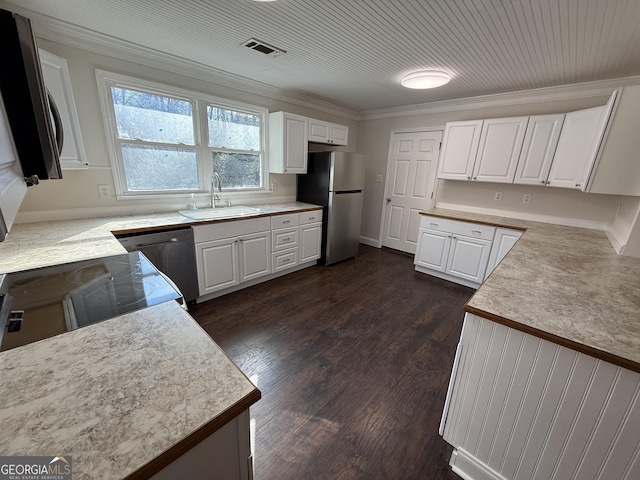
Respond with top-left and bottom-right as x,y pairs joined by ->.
271,213 -> 299,230
272,248 -> 298,272
299,209 -> 323,225
272,227 -> 298,251
420,216 -> 495,241
193,217 -> 270,243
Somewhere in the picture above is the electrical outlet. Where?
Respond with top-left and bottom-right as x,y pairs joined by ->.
375,174 -> 383,183
97,184 -> 110,199
494,191 -> 503,201
522,193 -> 532,204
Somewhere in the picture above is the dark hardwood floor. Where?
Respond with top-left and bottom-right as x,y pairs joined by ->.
190,245 -> 474,479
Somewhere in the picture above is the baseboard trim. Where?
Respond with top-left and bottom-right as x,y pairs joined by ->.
359,236 -> 380,247
450,448 -> 507,480
605,229 -> 627,254
414,265 -> 480,289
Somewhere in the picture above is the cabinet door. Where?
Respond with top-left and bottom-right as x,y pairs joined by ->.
414,228 -> 451,272
514,114 -> 564,185
308,118 -> 330,143
446,234 -> 492,283
39,49 -> 88,170
472,116 -> 528,183
195,237 -> 239,295
268,112 -> 308,174
329,124 -> 349,146
547,105 -> 609,189
485,228 -> 523,279
437,120 -> 483,180
239,231 -> 270,282
299,223 -> 322,263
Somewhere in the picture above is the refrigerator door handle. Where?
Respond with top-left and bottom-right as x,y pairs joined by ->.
333,190 -> 362,194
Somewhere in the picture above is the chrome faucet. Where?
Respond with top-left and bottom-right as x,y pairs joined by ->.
210,172 -> 222,208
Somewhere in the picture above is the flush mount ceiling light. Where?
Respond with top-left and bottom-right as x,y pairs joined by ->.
401,70 -> 451,89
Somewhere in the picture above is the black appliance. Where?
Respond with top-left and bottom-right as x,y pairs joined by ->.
0,252 -> 182,352
0,8 -> 64,241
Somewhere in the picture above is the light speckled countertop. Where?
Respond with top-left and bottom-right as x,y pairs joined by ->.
0,301 -> 260,479
0,202 -> 319,478
422,208 -> 640,372
0,202 -> 321,273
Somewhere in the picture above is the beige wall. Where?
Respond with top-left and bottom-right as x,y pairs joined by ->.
17,39 -> 358,221
357,95 -> 638,247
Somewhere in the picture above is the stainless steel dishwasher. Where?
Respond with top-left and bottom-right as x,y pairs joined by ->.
116,227 -> 199,303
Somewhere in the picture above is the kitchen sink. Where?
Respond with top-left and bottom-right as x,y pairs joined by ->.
178,206 -> 262,220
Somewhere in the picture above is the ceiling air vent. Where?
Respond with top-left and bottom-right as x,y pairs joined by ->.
241,38 -> 286,57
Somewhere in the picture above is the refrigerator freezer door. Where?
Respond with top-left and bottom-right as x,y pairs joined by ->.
330,152 -> 365,192
326,191 -> 363,264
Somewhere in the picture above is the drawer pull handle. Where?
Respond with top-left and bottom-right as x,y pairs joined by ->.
430,223 -> 438,228
283,220 -> 290,224
283,237 -> 290,242
472,230 -> 482,235
308,217 -> 314,220
283,258 -> 290,263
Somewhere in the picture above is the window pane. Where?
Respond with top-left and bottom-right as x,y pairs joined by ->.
112,87 -> 194,144
121,144 -> 198,191
207,106 -> 260,150
212,152 -> 261,189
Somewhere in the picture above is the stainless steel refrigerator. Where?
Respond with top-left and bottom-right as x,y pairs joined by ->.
297,151 -> 365,265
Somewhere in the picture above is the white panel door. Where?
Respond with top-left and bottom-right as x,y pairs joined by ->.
514,114 -> 565,185
195,237 -> 239,295
472,116 -> 529,183
547,105 -> 608,189
446,235 -> 492,283
299,223 -> 322,263
414,228 -> 451,272
484,228 -> 523,279
238,231 -> 270,282
437,120 -> 483,180
382,130 -> 442,254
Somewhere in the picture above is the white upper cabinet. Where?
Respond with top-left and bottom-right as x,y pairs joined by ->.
39,49 -> 88,170
472,116 -> 529,183
547,97 -> 614,189
308,118 -> 349,146
437,120 -> 483,180
586,85 -> 640,195
513,114 -> 565,186
268,112 -> 308,174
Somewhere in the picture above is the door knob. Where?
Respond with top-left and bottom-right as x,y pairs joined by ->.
386,198 -> 392,203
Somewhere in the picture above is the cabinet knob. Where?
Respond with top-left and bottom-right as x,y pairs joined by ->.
546,181 -> 550,185
467,176 -> 471,180
575,183 -> 581,187
386,197 -> 392,203
540,180 -> 545,184
473,177 -> 477,180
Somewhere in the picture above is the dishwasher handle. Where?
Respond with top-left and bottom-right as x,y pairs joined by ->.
131,238 -> 179,249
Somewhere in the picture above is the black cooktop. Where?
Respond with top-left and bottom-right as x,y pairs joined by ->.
0,252 -> 181,352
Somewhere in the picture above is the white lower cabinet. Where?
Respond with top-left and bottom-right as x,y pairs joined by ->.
193,210 -> 323,300
441,313 -> 640,480
194,218 -> 271,296
415,216 -> 495,288
484,227 -> 524,279
151,409 -> 253,480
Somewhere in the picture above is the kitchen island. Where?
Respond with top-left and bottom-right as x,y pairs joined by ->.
0,202 -> 321,478
426,208 -> 640,480
0,300 -> 259,479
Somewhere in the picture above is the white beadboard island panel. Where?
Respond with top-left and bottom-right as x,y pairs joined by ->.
442,313 -> 640,480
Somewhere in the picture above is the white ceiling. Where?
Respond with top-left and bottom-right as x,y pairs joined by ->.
4,0 -> 640,112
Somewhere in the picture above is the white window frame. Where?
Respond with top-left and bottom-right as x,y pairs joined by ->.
95,70 -> 269,199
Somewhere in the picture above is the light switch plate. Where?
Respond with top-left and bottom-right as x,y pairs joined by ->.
97,184 -> 110,199
375,174 -> 383,183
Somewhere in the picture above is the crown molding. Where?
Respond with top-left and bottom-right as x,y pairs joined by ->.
19,9 -> 359,120
358,76 -> 640,120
